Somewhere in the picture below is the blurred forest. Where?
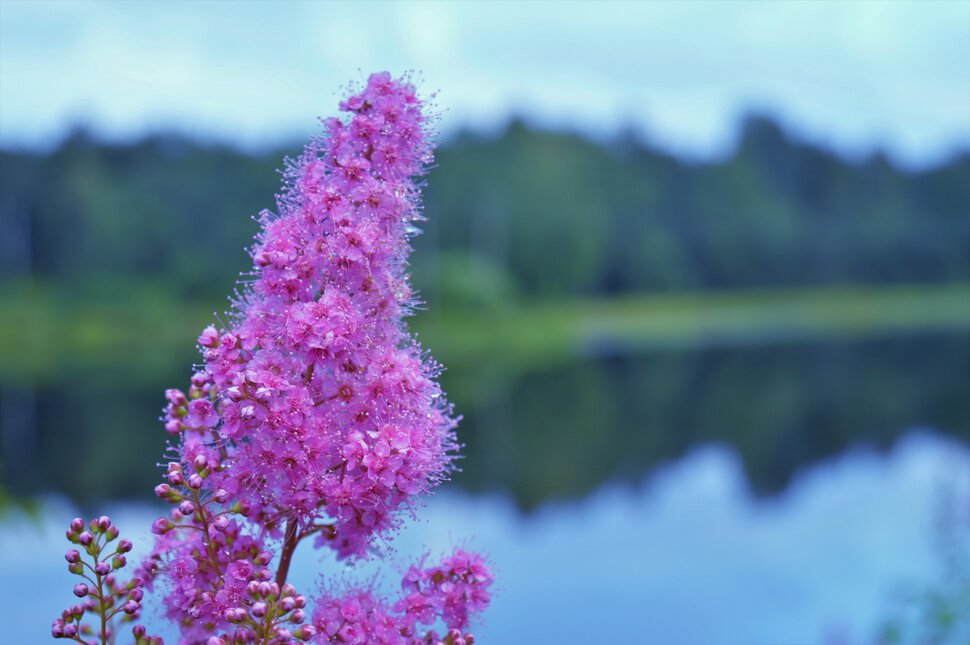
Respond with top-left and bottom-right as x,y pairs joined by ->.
2,114 -> 969,302
1,115 -> 969,506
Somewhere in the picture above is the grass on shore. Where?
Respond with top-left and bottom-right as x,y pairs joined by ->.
2,281 -> 969,384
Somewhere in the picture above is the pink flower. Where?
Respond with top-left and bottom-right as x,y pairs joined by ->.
53,72 -> 492,644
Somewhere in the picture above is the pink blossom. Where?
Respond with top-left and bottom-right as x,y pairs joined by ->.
55,72 -> 492,645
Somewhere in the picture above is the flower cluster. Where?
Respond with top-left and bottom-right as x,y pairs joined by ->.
160,69 -> 454,561
53,72 -> 492,644
52,516 -> 160,644
313,550 -> 493,644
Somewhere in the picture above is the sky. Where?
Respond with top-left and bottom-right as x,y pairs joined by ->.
1,0 -> 969,166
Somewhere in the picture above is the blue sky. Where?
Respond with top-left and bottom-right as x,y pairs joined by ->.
1,0 -> 968,166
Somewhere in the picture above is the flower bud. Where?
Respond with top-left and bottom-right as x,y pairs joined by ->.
151,518 -> 173,535
178,500 -> 196,516
294,625 -> 317,641
73,583 -> 89,597
116,539 -> 133,554
198,325 -> 220,348
70,518 -> 84,533
112,555 -> 127,569
132,625 -> 146,638
95,562 -> 111,576
252,601 -> 268,618
213,488 -> 230,504
78,531 -> 94,546
231,499 -> 251,516
188,474 -> 204,489
65,549 -> 81,564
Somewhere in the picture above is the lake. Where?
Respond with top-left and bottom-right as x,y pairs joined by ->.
3,432 -> 968,643
2,331 -> 969,642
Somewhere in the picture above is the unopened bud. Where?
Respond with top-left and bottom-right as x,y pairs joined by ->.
151,518 -> 173,535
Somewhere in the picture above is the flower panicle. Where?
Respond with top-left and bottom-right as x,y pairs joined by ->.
53,72 -> 493,645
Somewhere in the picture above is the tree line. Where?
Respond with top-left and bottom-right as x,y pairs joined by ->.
2,115 -> 968,304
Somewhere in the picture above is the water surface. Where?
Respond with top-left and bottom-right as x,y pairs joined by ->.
5,432 -> 966,643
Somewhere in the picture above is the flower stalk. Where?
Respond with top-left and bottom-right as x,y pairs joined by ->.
53,72 -> 493,644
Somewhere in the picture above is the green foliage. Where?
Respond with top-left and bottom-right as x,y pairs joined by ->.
2,117 -> 968,303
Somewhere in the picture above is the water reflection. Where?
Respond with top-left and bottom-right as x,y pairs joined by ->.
2,333 -> 968,507
450,333 -> 970,507
4,433 -> 967,643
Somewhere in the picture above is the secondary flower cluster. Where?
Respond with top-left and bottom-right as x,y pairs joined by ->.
53,72 -> 492,644
52,516 -> 160,644
313,550 -> 493,644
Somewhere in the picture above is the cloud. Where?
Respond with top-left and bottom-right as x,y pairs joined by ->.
1,0 -> 967,165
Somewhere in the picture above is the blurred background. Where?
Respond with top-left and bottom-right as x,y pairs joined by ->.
1,1 -> 969,642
